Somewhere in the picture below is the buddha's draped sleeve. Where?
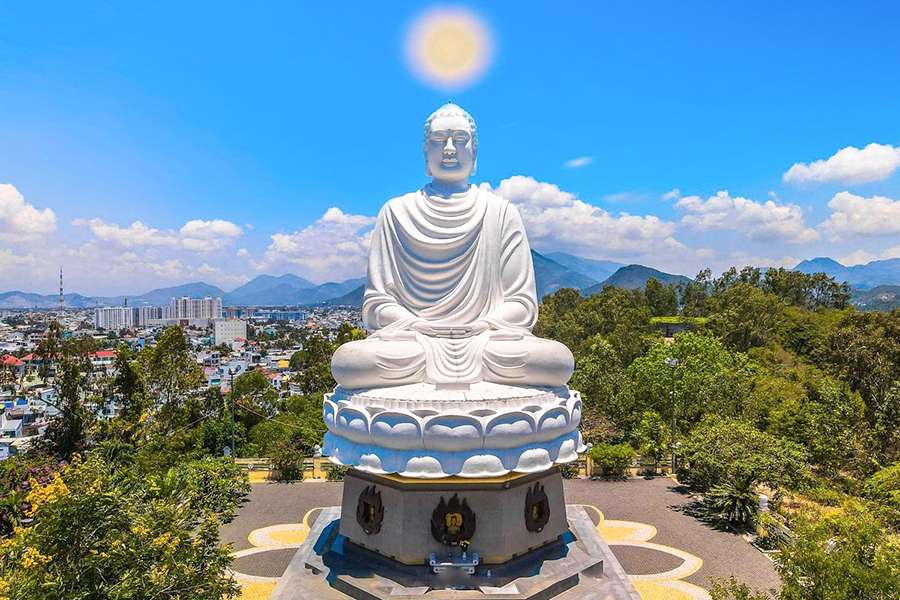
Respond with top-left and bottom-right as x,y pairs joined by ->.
483,202 -> 538,332
361,204 -> 419,332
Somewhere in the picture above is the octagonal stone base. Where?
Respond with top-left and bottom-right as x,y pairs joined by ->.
270,503 -> 640,600
340,468 -> 567,565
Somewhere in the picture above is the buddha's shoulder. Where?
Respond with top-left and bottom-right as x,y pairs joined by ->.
478,185 -> 512,208
380,191 -> 421,214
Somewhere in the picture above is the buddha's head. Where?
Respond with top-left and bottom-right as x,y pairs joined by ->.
423,102 -> 477,184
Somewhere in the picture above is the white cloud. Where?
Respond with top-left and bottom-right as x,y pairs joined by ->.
838,246 -> 900,266
563,156 -> 593,169
74,218 -> 179,247
492,176 -> 683,258
75,217 -> 242,251
676,190 -> 819,244
236,248 -> 250,258
0,249 -> 38,272
783,143 -> 900,185
819,191 -> 900,240
0,184 -> 57,240
662,188 -> 680,201
179,219 -> 243,251
260,207 -> 375,281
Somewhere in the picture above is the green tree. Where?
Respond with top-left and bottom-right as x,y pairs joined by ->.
35,320 -> 63,380
571,337 -> 637,437
678,416 -> 808,493
644,277 -> 679,317
864,464 -> 900,514
762,268 -> 851,309
140,326 -> 204,431
335,322 -> 366,345
680,268 -> 711,318
248,413 -> 304,456
113,344 -> 145,426
768,375 -> 866,472
36,357 -> 94,461
231,369 -> 280,428
0,453 -> 244,599
289,330 -> 337,394
271,440 -> 304,481
819,310 -> 900,462
707,284 -> 786,352
629,333 -> 756,432
634,410 -> 670,471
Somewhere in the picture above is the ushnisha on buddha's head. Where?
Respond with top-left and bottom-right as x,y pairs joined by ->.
423,102 -> 477,189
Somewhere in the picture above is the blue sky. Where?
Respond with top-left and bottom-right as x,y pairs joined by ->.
1,2 -> 899,294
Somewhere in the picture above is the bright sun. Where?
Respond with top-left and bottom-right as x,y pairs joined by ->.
405,7 -> 494,91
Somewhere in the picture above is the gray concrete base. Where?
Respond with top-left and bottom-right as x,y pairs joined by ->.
340,468 -> 569,565
270,505 -> 641,600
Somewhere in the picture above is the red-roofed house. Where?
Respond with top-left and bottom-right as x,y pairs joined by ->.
0,355 -> 25,378
89,350 -> 117,370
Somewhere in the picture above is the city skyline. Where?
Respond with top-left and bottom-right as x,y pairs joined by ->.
2,2 -> 900,294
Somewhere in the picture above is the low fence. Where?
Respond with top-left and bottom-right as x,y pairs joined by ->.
236,456 -> 673,481
235,457 -> 337,482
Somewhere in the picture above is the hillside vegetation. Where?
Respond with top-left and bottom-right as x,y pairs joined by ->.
537,265 -> 899,597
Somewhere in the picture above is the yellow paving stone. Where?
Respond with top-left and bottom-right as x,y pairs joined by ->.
598,524 -> 639,542
633,580 -> 698,600
268,527 -> 309,545
237,580 -> 276,600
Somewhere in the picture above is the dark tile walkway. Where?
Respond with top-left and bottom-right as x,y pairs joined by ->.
221,477 -> 780,593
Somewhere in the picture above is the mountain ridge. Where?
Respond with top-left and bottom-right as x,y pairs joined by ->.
793,257 -> 900,289
5,254 -> 898,310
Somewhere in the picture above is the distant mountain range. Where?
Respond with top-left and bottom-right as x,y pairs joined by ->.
793,257 -> 900,289
850,286 -> 900,311
545,252 -> 624,283
5,253 -> 899,311
583,264 -> 692,294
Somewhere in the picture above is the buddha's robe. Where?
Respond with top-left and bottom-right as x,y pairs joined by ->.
331,184 -> 573,388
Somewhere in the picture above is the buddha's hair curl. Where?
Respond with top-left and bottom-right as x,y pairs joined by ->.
423,102 -> 477,151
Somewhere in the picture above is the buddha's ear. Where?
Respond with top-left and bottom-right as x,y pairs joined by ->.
470,157 -> 478,177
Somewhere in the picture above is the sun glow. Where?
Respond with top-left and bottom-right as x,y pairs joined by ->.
405,7 -> 494,91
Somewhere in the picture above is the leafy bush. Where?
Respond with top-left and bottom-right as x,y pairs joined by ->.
163,457 -> 249,523
709,577 -> 774,600
326,465 -> 348,481
271,441 -> 303,482
558,462 -> 580,479
804,485 -> 845,507
777,503 -> 900,599
863,464 -> 900,509
589,443 -> 635,478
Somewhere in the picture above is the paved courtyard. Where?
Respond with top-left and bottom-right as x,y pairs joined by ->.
221,477 -> 780,600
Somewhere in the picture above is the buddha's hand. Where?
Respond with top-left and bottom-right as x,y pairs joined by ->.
409,320 -> 491,338
464,320 -> 491,336
409,320 -> 441,337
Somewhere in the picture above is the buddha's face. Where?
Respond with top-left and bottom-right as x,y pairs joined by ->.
425,113 -> 476,184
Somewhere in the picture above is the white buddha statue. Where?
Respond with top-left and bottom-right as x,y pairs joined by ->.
331,102 -> 573,389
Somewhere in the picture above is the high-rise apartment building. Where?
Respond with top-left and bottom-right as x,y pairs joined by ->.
94,307 -> 138,330
93,297 -> 223,330
166,297 -> 223,320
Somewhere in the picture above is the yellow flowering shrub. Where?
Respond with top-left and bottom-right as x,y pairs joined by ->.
24,473 -> 69,517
